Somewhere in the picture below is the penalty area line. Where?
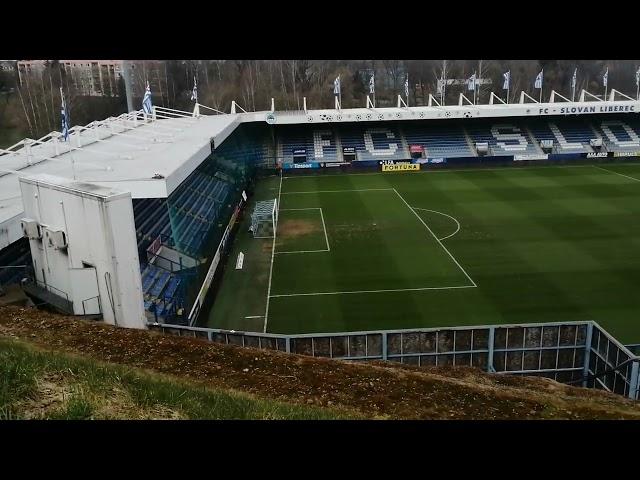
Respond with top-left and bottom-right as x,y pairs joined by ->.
269,284 -> 476,298
280,188 -> 393,195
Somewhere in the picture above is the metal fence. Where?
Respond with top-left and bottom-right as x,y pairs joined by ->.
147,320 -> 640,400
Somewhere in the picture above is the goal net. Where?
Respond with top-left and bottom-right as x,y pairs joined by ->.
250,199 -> 278,238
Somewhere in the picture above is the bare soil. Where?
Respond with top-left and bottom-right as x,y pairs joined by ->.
278,219 -> 319,239
1,305 -> 639,419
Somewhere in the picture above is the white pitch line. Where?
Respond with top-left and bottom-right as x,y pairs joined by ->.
393,188 -> 477,287
411,207 -> 461,241
274,208 -> 330,254
319,207 -> 330,251
593,165 -> 640,183
269,284 -> 476,298
280,188 -> 393,195
245,315 -> 264,319
275,249 -> 328,255
279,207 -> 323,211
263,172 -> 283,333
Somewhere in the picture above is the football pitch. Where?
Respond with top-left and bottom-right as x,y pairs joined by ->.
207,162 -> 640,343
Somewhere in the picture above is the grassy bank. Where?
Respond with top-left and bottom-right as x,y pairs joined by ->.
0,338 -> 357,420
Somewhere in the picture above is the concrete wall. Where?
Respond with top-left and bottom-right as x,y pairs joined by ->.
19,174 -> 145,329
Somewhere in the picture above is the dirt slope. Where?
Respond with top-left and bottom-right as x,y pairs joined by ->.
1,305 -> 639,419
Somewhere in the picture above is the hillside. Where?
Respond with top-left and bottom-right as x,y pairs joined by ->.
1,305 -> 639,420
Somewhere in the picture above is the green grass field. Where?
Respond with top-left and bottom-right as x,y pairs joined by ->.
207,162 -> 640,343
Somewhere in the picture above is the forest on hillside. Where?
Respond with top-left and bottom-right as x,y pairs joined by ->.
1,59 -> 639,148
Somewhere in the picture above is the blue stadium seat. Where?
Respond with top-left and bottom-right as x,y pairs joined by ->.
465,122 -> 538,156
403,123 -> 474,158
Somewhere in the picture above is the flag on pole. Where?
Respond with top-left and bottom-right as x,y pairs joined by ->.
534,70 -> 543,89
468,73 -> 476,91
603,67 -> 608,87
142,81 -> 153,114
333,76 -> 340,95
404,76 -> 409,97
369,74 -> 375,95
60,87 -> 70,142
502,70 -> 510,90
571,68 -> 577,91
190,76 -> 198,102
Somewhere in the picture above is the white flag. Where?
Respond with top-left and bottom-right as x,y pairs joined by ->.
571,68 -> 577,90
404,76 -> 409,97
502,70 -> 510,90
468,73 -> 476,91
534,70 -> 543,89
333,76 -> 340,95
369,74 -> 375,95
142,81 -> 153,114
190,76 -> 198,102
603,68 -> 608,87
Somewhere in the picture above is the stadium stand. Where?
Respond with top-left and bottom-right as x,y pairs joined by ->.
341,125 -> 407,162
0,238 -> 31,288
275,116 -> 640,165
594,118 -> 640,152
465,122 -> 539,156
402,122 -> 473,158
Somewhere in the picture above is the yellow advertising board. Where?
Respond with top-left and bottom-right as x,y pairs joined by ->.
381,163 -> 420,172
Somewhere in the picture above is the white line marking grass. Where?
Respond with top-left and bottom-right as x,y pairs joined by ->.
280,188 -> 393,195
244,315 -> 264,319
274,207 -> 331,255
411,207 -> 461,241
319,208 -> 330,251
593,165 -> 640,183
393,188 -> 477,287
282,162 -> 640,180
263,172 -> 283,333
269,284 -> 476,298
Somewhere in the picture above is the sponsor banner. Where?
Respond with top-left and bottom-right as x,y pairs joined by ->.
292,148 -> 306,156
322,162 -> 350,167
409,145 -> 424,154
613,151 -> 640,158
381,163 -> 420,172
283,162 -> 320,170
514,154 -> 549,161
427,158 -> 446,164
548,153 -> 583,161
343,146 -> 356,154
351,160 -> 378,168
585,152 -> 610,158
445,155 -> 514,165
